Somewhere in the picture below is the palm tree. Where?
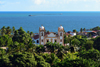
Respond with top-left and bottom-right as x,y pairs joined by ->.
56,46 -> 65,60
0,29 -> 1,35
12,26 -> 15,35
6,26 -> 11,35
30,32 -> 33,37
36,45 -> 45,54
1,26 -> 6,36
80,28 -> 83,33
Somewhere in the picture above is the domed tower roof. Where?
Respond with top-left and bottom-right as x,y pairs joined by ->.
58,25 -> 64,31
59,25 -> 63,29
39,25 -> 45,31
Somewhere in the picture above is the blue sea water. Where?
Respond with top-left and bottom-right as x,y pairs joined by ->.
0,11 -> 100,33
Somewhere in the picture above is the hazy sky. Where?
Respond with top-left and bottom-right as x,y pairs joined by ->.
0,0 -> 100,11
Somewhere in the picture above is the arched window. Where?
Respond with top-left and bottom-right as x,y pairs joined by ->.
41,32 -> 43,36
37,40 -> 39,43
42,40 -> 43,42
60,39 -> 62,42
55,40 -> 57,42
47,40 -> 49,42
60,33 -> 62,36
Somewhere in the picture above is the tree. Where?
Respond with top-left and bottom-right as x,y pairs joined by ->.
1,26 -> 6,36
42,53 -> 60,66
30,32 -> 33,37
79,38 -> 87,47
73,29 -> 76,33
93,36 -> 100,50
71,38 -> 80,47
12,30 -> 19,42
92,26 -> 100,31
6,26 -> 11,35
36,45 -> 45,53
0,55 -> 12,67
0,48 -> 6,57
64,35 -> 70,44
84,40 -> 93,50
9,52 -> 37,67
83,28 -> 86,32
12,26 -> 15,35
53,57 -> 98,67
45,42 -> 61,53
0,35 -> 12,47
78,49 -> 100,61
80,28 -> 83,33
0,29 -> 1,35
97,31 -> 100,36
56,46 -> 65,60
34,54 -> 51,67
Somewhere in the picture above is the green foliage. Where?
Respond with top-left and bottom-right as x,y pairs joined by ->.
78,49 -> 100,61
71,38 -> 80,46
73,29 -> 77,33
34,54 -> 51,67
9,52 -> 37,67
36,45 -> 45,53
94,36 -> 100,50
97,31 -> 100,36
45,42 -> 61,53
0,26 -> 100,67
80,28 -> 83,33
83,28 -> 86,31
41,53 -> 61,66
0,55 -> 12,67
84,40 -> 94,50
53,57 -> 98,67
64,35 -> 70,44
92,26 -> 100,31
0,35 -> 13,47
37,61 -> 51,67
79,38 -> 87,46
0,48 -> 6,56
35,55 -> 45,61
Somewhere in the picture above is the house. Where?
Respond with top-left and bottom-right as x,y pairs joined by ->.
32,34 -> 39,45
67,31 -> 76,37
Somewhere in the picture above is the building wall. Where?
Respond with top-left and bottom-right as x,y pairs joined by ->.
47,33 -> 56,37
32,38 -> 39,45
45,37 -> 58,44
39,26 -> 64,45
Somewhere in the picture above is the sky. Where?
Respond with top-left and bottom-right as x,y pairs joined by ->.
0,0 -> 100,11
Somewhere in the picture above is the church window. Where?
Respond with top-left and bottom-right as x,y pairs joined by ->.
47,40 -> 49,42
41,32 -> 43,36
42,40 -> 43,42
60,39 -> 62,42
60,33 -> 62,36
37,40 -> 39,43
55,40 -> 57,42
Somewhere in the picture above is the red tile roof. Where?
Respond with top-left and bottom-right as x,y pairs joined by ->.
33,35 -> 39,39
65,32 -> 72,36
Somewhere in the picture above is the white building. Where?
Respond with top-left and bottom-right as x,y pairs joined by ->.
32,25 -> 64,45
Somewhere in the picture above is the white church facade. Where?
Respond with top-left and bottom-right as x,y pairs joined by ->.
32,25 -> 64,45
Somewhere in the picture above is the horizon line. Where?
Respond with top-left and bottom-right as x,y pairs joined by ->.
0,11 -> 100,12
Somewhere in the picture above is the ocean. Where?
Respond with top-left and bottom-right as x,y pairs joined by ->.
0,11 -> 100,33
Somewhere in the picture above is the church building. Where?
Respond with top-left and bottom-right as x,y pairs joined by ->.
32,25 -> 64,45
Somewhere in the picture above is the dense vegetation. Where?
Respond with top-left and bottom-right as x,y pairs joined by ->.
1,26 -> 100,67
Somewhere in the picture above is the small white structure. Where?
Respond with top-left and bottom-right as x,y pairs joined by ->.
70,32 -> 76,36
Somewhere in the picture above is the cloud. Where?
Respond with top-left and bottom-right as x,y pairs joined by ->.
0,1 -> 5,4
16,2 -> 20,4
31,0 -> 46,5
